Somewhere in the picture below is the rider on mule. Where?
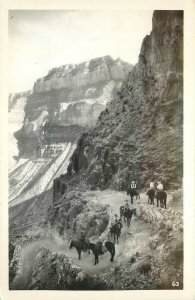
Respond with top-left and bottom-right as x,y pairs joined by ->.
149,180 -> 155,189
114,214 -> 119,223
79,231 -> 87,251
127,180 -> 139,204
114,214 -> 123,230
156,180 -> 164,198
146,179 -> 155,204
147,179 -> 155,194
131,180 -> 137,191
155,180 -> 167,208
124,200 -> 129,211
157,180 -> 163,191
96,239 -> 104,255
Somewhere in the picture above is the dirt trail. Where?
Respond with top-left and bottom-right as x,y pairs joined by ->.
12,190 -> 170,289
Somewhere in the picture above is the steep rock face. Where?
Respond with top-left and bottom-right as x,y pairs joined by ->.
8,91 -> 31,112
9,91 -> 31,168
15,56 -> 132,158
69,11 -> 183,190
9,143 -> 76,207
49,178 -> 110,239
33,56 -> 131,93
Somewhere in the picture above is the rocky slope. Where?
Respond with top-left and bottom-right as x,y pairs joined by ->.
14,56 -> 132,159
68,11 -> 183,190
9,143 -> 76,207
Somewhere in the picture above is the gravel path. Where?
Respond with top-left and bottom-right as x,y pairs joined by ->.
13,190 -> 162,290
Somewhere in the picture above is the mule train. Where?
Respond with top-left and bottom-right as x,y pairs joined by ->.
69,184 -> 168,266
69,238 -> 115,265
146,189 -> 167,209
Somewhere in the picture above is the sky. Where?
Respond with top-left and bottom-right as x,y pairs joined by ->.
9,10 -> 153,93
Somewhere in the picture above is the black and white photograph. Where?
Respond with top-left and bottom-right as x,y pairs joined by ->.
0,1 -> 194,298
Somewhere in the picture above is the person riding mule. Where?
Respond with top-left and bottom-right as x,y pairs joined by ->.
86,239 -> 115,265
120,200 -> 128,221
157,181 -> 163,191
127,180 -> 139,204
114,214 -> 122,232
146,180 -> 155,205
124,200 -> 129,211
156,180 -> 164,198
131,180 -> 137,190
79,231 -> 88,251
109,214 -> 122,244
149,181 -> 155,189
155,180 -> 167,209
115,214 -> 122,227
123,208 -> 135,228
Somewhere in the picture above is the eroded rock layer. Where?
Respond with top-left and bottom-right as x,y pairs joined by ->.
14,56 -> 132,158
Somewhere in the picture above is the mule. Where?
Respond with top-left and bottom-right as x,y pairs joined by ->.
110,222 -> 122,244
146,188 -> 155,205
86,241 -> 115,265
69,239 -> 88,260
123,208 -> 135,227
155,190 -> 167,209
127,188 -> 139,204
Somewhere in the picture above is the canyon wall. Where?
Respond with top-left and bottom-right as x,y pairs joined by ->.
9,91 -> 31,168
9,56 -> 132,206
67,11 -> 183,190
14,56 -> 132,159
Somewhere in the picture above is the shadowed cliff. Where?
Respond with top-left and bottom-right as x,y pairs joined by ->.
68,11 -> 183,190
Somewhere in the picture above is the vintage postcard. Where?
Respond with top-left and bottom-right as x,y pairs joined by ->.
0,0 -> 195,299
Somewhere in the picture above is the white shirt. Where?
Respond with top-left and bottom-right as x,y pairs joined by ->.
131,183 -> 136,189
157,183 -> 163,190
150,182 -> 154,188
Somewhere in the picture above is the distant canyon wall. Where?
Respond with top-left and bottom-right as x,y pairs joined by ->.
9,91 -> 31,168
12,56 -> 132,159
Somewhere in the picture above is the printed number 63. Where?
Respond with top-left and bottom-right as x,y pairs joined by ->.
172,281 -> 179,287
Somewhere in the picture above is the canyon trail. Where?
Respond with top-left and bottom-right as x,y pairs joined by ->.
11,191 -> 175,290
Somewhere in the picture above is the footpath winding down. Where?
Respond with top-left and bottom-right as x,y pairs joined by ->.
11,190 -> 174,289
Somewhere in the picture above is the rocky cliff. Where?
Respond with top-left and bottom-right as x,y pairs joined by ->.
68,11 -> 183,190
9,91 -> 31,168
14,56 -> 132,159
9,91 -> 31,112
9,56 -> 132,207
